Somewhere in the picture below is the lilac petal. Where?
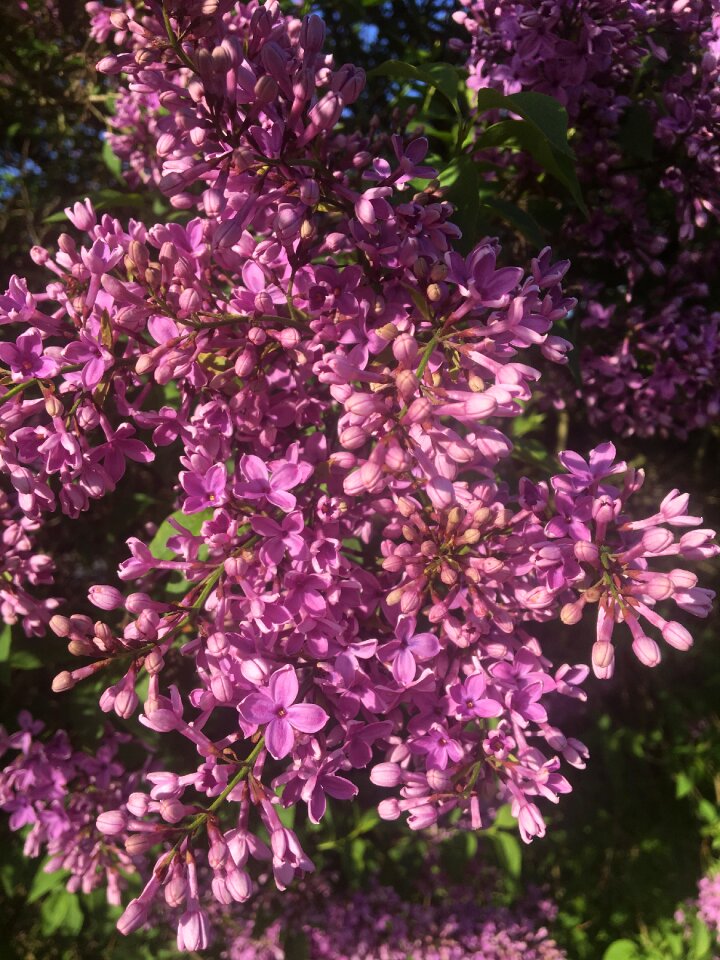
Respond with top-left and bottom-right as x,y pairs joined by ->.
303,589 -> 326,616
251,516 -> 283,537
283,512 -> 304,534
261,538 -> 286,567
268,665 -> 298,708
392,647 -> 416,686
240,455 -> 268,483
394,617 -> 415,644
16,329 -> 42,354
284,533 -> 306,556
286,702 -> 328,733
265,717 -> 295,760
267,489 -> 296,512
308,787 -> 327,824
322,774 -> 358,800
82,356 -> 105,391
465,673 -> 488,699
239,692 -> 275,725
181,472 -> 206,497
408,631 -> 440,660
0,344 -> 19,367
206,463 -> 227,495
473,697 -> 503,718
271,463 -> 302,491
558,449 -> 590,478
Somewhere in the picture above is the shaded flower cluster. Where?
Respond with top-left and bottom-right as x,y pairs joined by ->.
224,869 -> 567,960
0,712 -> 142,905
0,0 -> 715,952
454,0 -> 720,437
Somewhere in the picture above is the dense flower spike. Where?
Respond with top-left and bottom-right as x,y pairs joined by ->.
454,0 -> 720,437
0,0 -> 716,951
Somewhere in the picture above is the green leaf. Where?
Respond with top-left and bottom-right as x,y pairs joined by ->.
0,623 -> 11,663
437,153 -> 483,250
149,508 -> 214,561
368,60 -> 461,115
675,772 -> 694,799
478,119 -> 587,214
492,830 -> 522,879
28,865 -> 70,904
689,917 -> 713,959
9,649 -> 42,670
472,88 -> 573,155
492,804 -> 516,831
603,939 -> 642,960
102,138 -> 124,184
481,196 -> 545,248
40,888 -> 83,935
503,91 -> 574,157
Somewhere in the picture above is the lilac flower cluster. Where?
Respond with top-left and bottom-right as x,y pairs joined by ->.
454,0 -> 720,437
698,872 -> 720,942
0,483 -> 57,635
224,871 -> 567,959
0,712 -> 141,905
0,0 -> 715,951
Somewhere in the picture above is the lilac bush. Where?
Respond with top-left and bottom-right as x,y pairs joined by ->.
0,0 -> 717,953
454,0 -> 720,437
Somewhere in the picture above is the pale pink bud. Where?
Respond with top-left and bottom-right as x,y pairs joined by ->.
668,568 -> 698,590
234,347 -> 256,377
574,541 -> 599,564
426,475 -> 456,511
641,528 -> 674,554
392,333 -> 418,365
117,898 -> 147,935
395,369 -> 418,401
560,600 -> 584,625
370,762 -> 403,787
255,74 -> 279,103
88,584 -> 124,610
96,810 -> 128,836
125,833 -> 156,856
662,621 -> 693,651
345,392 -> 386,417
339,425 -> 368,450
632,635 -> 661,667
404,397 -> 432,423
592,640 -> 614,670
377,798 -> 401,820
52,671 -> 75,692
127,793 -> 150,817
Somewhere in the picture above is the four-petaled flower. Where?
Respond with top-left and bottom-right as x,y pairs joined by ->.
180,463 -> 228,513
0,328 -> 58,382
449,673 -> 503,721
379,617 -> 440,686
239,666 -> 328,759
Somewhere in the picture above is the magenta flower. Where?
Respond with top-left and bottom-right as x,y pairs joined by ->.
0,328 -> 58,382
379,617 -> 440,686
250,512 -> 307,566
235,455 -> 309,512
239,666 -> 328,759
410,724 -> 464,770
449,673 -> 503,721
179,463 -> 227,513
